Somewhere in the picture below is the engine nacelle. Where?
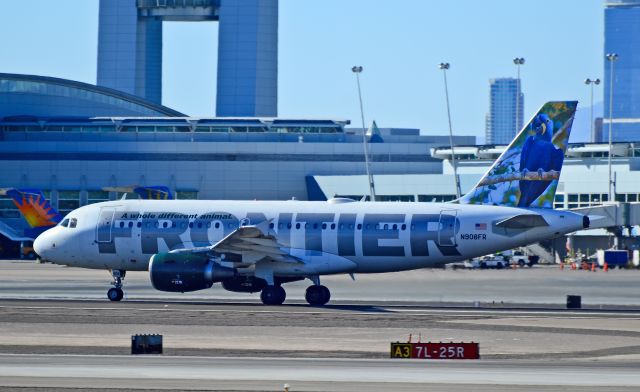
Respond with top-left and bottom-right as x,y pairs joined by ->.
149,252 -> 235,293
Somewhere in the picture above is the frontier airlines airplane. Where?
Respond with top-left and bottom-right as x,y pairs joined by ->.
34,101 -> 588,305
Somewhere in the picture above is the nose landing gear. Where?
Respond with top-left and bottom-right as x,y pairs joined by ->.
107,269 -> 126,301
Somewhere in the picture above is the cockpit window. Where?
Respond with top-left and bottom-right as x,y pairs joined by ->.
69,218 -> 78,228
60,218 -> 69,227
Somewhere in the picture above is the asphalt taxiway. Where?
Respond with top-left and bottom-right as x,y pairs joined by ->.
2,260 -> 640,390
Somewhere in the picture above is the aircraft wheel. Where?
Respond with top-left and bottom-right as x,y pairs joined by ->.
261,285 -> 286,305
305,285 -> 330,306
107,287 -> 123,302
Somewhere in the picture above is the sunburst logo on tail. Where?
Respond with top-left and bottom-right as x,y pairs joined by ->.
7,189 -> 62,228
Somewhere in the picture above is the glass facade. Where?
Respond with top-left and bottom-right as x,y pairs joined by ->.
0,118 -> 348,134
485,78 -> 524,145
603,1 -> 640,142
0,78 -> 174,117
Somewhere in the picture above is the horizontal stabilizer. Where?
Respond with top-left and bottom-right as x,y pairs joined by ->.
496,214 -> 548,229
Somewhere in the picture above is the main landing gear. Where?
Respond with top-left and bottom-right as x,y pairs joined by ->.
260,285 -> 286,305
107,269 -> 126,302
305,285 -> 331,306
255,275 -> 331,306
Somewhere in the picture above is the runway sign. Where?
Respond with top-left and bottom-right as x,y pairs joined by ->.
131,334 -> 163,355
390,342 -> 479,359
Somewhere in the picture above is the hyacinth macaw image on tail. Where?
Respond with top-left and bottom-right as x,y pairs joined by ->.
459,101 -> 577,209
517,114 -> 565,207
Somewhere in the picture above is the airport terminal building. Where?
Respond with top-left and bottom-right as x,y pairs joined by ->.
2,71 -> 640,256
0,72 -> 476,239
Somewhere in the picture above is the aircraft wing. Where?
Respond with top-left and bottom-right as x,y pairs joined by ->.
170,221 -> 302,264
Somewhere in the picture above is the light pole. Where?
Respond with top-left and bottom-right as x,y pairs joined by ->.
584,78 -> 600,142
513,58 -> 525,135
351,66 -> 376,202
606,53 -> 618,201
439,62 -> 461,199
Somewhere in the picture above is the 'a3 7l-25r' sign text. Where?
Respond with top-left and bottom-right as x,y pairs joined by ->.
390,342 -> 480,360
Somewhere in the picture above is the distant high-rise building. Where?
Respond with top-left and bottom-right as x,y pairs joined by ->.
485,78 -> 524,145
603,0 -> 640,142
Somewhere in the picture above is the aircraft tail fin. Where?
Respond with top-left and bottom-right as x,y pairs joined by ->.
459,101 -> 578,209
4,188 -> 62,228
133,186 -> 173,200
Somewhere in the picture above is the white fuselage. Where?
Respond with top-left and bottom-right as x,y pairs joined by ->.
34,199 -> 585,276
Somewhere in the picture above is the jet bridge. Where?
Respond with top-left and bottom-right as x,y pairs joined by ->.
525,203 -> 640,263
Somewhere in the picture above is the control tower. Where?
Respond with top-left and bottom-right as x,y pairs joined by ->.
97,0 -> 278,117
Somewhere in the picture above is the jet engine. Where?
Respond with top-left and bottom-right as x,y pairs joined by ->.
149,252 -> 236,293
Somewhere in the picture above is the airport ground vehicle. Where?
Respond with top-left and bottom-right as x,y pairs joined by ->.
464,255 -> 510,269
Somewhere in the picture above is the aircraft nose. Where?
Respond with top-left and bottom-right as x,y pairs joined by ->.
33,230 -> 54,261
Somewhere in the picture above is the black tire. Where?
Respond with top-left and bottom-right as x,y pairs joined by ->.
480,262 -> 487,269
107,287 -> 123,302
261,285 -> 286,305
306,285 -> 330,306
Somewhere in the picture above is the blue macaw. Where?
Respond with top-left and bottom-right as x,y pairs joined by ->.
517,114 -> 564,207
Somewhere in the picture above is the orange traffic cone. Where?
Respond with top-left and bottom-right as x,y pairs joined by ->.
604,263 -> 609,272
591,263 -> 597,272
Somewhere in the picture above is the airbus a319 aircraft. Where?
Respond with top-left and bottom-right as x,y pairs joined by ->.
34,101 -> 589,305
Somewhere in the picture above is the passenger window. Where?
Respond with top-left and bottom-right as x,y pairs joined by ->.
215,222 -> 220,229
69,218 -> 78,228
287,223 -> 292,229
162,222 -> 168,228
60,219 -> 69,227
295,223 -> 301,229
128,222 -> 133,228
357,224 -> 362,230
331,223 -> 336,230
322,223 -> 327,230
137,222 -> 141,228
401,224 -> 406,231
119,222 -> 124,228
392,224 -> 397,230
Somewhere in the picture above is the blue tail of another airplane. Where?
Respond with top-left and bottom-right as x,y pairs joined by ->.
134,186 -> 173,200
459,101 -> 578,209
3,188 -> 62,238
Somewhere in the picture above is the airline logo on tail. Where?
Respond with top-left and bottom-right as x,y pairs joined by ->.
6,189 -> 62,227
460,101 -> 578,209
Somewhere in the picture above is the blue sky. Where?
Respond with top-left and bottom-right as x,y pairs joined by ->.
0,0 -> 604,142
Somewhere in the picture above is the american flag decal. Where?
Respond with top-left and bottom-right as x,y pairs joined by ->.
475,223 -> 487,230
